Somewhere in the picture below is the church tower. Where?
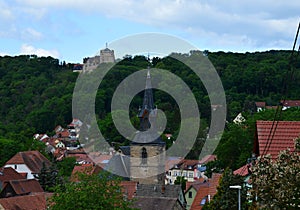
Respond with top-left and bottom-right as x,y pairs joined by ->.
130,68 -> 166,185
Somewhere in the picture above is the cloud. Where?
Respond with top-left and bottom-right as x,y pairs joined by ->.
20,44 -> 60,58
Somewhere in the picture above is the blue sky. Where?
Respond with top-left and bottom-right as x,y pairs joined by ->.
0,0 -> 299,63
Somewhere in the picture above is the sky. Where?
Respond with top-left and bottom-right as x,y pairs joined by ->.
0,0 -> 299,63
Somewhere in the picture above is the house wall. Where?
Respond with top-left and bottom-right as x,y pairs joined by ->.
4,164 -> 33,179
185,188 -> 197,210
167,168 -> 196,184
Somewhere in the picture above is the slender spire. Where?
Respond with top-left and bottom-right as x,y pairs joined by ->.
141,67 -> 154,111
138,68 -> 154,131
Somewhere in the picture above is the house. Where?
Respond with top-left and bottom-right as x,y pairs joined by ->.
233,113 -> 246,124
0,193 -> 50,210
4,151 -> 51,179
185,180 -> 207,210
183,173 -> 222,210
255,102 -> 266,112
190,183 -> 210,210
280,100 -> 300,110
0,168 -> 24,190
167,159 -> 201,184
254,120 -> 299,159
166,156 -> 216,185
0,179 -> 43,198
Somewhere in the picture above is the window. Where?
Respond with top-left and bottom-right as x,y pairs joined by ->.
188,172 -> 193,178
14,165 -> 17,169
188,191 -> 193,198
183,172 -> 187,177
141,147 -> 147,165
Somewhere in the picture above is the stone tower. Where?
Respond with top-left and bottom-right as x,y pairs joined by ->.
130,68 -> 166,185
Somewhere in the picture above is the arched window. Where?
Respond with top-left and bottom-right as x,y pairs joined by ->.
141,147 -> 147,165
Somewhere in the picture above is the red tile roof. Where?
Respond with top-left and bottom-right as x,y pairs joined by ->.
255,121 -> 298,158
233,164 -> 250,177
0,167 -> 24,184
199,155 -> 216,164
208,173 -> 222,199
281,100 -> 300,107
120,181 -> 138,200
70,164 -> 102,182
190,183 -> 210,210
6,151 -> 51,174
0,193 -> 49,210
255,102 -> 266,107
172,159 -> 200,170
2,179 -> 43,196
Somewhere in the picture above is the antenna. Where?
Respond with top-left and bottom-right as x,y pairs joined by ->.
106,42 -> 108,48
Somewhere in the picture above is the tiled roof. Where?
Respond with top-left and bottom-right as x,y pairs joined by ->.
199,155 -> 216,164
120,181 -> 138,199
233,164 -> 250,176
255,102 -> 266,107
185,178 -> 206,192
70,164 -> 102,182
255,121 -> 298,158
165,156 -> 183,171
0,167 -> 24,184
0,193 -> 48,210
136,184 -> 182,198
208,173 -> 222,199
6,151 -> 51,174
281,100 -> 300,107
132,197 -> 179,210
171,159 -> 200,170
2,179 -> 43,196
190,183 -> 210,210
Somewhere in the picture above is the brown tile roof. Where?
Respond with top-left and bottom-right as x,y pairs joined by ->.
0,168 -> 24,184
255,121 -> 298,158
190,183 -> 210,210
2,179 -> 43,196
6,151 -> 51,174
0,193 -> 48,210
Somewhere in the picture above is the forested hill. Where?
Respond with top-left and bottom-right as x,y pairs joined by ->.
0,50 -> 299,165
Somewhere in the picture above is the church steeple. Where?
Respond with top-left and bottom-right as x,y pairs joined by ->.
138,68 -> 155,131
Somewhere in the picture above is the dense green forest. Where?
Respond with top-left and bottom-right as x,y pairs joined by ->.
0,50 -> 299,169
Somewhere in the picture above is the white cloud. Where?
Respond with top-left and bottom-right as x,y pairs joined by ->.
20,44 -> 60,58
6,0 -> 300,53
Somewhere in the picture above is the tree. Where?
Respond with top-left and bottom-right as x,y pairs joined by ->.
250,141 -> 300,209
49,171 -> 136,210
203,168 -> 248,210
174,176 -> 187,191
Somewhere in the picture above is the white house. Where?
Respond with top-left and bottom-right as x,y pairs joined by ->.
4,151 -> 51,179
